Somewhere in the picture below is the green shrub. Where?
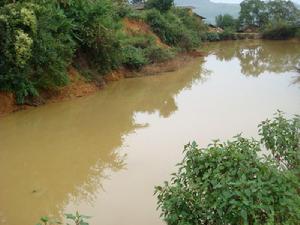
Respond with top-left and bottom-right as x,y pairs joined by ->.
263,23 -> 297,40
61,0 -> 123,74
215,14 -> 238,30
172,8 -> 207,45
122,33 -> 175,68
36,211 -> 90,225
122,46 -> 148,70
206,32 -> 220,42
145,9 -> 203,51
156,113 -> 300,225
145,9 -> 173,44
145,0 -> 174,12
144,46 -> 175,63
259,111 -> 300,170
123,34 -> 156,49
295,28 -> 300,38
219,28 -> 237,40
115,1 -> 132,18
126,10 -> 146,21
0,1 -> 75,103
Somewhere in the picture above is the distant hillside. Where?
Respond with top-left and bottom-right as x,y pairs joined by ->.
175,0 -> 300,24
175,0 -> 240,24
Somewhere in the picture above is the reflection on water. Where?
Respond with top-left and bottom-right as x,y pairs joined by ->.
0,59 -> 204,225
204,39 -> 300,77
0,40 -> 299,225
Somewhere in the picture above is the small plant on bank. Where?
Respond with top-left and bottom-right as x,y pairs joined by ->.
219,28 -> 237,40
206,32 -> 220,42
65,212 -> 91,225
36,212 -> 90,225
122,45 -> 149,70
155,112 -> 300,225
144,46 -> 175,64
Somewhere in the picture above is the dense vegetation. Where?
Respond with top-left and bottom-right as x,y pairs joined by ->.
215,14 -> 237,31
208,0 -> 300,41
239,0 -> 300,39
0,0 -> 206,103
156,111 -> 300,225
145,8 -> 206,51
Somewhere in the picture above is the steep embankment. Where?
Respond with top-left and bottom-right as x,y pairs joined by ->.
123,18 -> 169,49
0,67 -> 100,116
0,18 -> 203,117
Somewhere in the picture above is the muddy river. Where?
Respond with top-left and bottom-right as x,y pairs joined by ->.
0,40 -> 299,225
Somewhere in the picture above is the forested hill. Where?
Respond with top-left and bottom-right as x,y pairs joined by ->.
175,0 -> 240,24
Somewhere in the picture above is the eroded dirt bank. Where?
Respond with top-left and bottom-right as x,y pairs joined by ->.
0,17 -> 206,117
0,52 -> 204,117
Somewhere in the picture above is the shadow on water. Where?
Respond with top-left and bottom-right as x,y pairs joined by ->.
0,58 -> 205,225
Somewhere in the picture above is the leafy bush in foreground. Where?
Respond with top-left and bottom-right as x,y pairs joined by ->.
156,112 -> 300,225
259,111 -> 300,170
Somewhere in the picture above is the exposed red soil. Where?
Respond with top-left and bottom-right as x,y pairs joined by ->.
123,18 -> 170,49
104,68 -> 127,82
0,92 -> 17,116
42,67 -> 100,102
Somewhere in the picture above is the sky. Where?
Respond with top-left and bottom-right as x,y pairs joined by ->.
211,0 -> 300,4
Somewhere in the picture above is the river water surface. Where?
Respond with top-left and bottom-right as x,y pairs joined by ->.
0,40 -> 299,225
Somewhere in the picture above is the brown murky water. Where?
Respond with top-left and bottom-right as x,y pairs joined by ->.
0,40 -> 299,225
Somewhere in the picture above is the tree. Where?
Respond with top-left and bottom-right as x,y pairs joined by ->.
145,0 -> 174,12
239,0 -> 300,30
266,0 -> 300,25
215,14 -> 237,30
155,112 -> 300,225
239,0 -> 268,29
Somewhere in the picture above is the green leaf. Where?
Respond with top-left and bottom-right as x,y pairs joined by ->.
65,214 -> 76,220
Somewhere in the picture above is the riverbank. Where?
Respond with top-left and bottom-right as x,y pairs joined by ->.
0,51 -> 204,117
